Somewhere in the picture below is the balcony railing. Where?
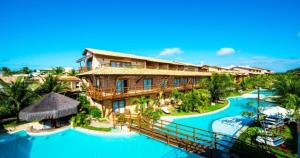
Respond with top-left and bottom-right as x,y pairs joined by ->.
86,84 -> 198,101
79,67 -> 89,73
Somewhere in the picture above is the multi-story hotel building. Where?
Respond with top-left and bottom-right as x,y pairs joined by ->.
77,48 -> 271,117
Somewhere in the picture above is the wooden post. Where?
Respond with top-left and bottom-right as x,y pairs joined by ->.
214,133 -> 217,149
138,115 -> 141,132
129,112 -> 132,132
193,128 -> 196,142
176,124 -> 178,137
112,112 -> 115,128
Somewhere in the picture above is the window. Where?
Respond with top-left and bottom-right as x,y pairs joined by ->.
111,61 -> 132,67
116,79 -> 127,93
113,100 -> 125,113
143,79 -> 152,90
181,78 -> 188,84
173,79 -> 180,87
161,79 -> 168,88
87,59 -> 92,70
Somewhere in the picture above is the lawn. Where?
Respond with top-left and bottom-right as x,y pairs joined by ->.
164,89 -> 255,117
231,121 -> 298,158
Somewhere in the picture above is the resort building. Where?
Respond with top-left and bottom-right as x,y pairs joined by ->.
58,76 -> 82,91
77,48 -> 270,117
231,66 -> 273,76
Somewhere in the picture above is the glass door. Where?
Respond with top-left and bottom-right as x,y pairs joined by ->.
116,79 -> 128,93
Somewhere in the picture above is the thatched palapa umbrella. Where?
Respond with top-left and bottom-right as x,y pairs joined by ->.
19,92 -> 80,122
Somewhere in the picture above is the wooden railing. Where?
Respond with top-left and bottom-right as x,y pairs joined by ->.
79,67 -> 89,73
86,84 -> 197,101
113,113 -> 288,158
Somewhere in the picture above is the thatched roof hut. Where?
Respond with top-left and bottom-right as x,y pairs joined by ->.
19,92 -> 80,121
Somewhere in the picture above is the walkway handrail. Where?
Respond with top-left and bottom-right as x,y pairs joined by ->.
113,113 -> 289,158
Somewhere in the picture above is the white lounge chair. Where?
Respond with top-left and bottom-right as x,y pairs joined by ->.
256,136 -> 285,147
162,106 -> 170,114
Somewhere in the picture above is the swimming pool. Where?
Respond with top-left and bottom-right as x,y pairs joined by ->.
171,90 -> 276,136
0,128 -> 200,158
0,90 -> 275,158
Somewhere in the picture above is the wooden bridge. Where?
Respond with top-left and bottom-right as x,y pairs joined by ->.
113,113 -> 288,158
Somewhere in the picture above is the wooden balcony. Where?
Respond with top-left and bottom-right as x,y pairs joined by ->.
79,67 -> 89,73
86,84 -> 198,101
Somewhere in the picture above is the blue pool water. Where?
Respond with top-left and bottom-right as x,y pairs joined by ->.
0,90 -> 275,158
0,129 -> 199,158
172,90 -> 276,135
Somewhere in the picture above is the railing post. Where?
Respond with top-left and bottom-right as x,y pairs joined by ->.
176,124 -> 178,137
213,133 -> 217,149
160,120 -> 163,128
193,128 -> 196,142
138,115 -> 141,132
112,113 -> 115,128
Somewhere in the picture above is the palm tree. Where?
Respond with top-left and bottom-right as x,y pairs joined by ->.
132,96 -> 149,114
1,67 -> 12,76
37,75 -> 68,94
53,67 -> 65,75
208,73 -> 234,102
282,94 -> 300,118
273,73 -> 300,97
179,89 -> 211,112
0,77 -> 37,118
68,69 -> 77,76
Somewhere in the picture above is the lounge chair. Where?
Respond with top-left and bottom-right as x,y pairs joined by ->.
256,136 -> 285,147
162,106 -> 171,114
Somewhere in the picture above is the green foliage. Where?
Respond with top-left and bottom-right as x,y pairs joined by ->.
273,73 -> 300,119
83,126 -> 112,132
53,67 -> 65,75
178,89 -> 211,113
89,106 -> 102,118
71,113 -> 90,127
132,96 -> 162,121
239,75 -> 273,90
1,67 -> 12,76
143,108 -> 162,121
0,77 -> 37,116
37,74 -> 68,94
77,95 -> 90,112
0,67 -> 33,76
241,111 -> 254,117
198,73 -> 234,102
68,69 -> 77,76
132,96 -> 149,113
21,67 -> 32,74
170,89 -> 184,105
71,95 -> 102,127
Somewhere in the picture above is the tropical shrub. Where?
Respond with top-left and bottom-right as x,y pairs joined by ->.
170,89 -> 184,105
198,73 -> 234,102
178,89 -> 211,113
132,96 -> 149,113
0,77 -> 37,117
37,74 -> 68,94
273,73 -> 300,119
71,113 -> 90,127
89,106 -> 102,118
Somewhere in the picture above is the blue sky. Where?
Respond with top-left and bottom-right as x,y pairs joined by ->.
0,0 -> 299,72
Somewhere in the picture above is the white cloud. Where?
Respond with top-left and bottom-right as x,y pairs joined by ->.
159,48 -> 182,56
216,48 -> 235,56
